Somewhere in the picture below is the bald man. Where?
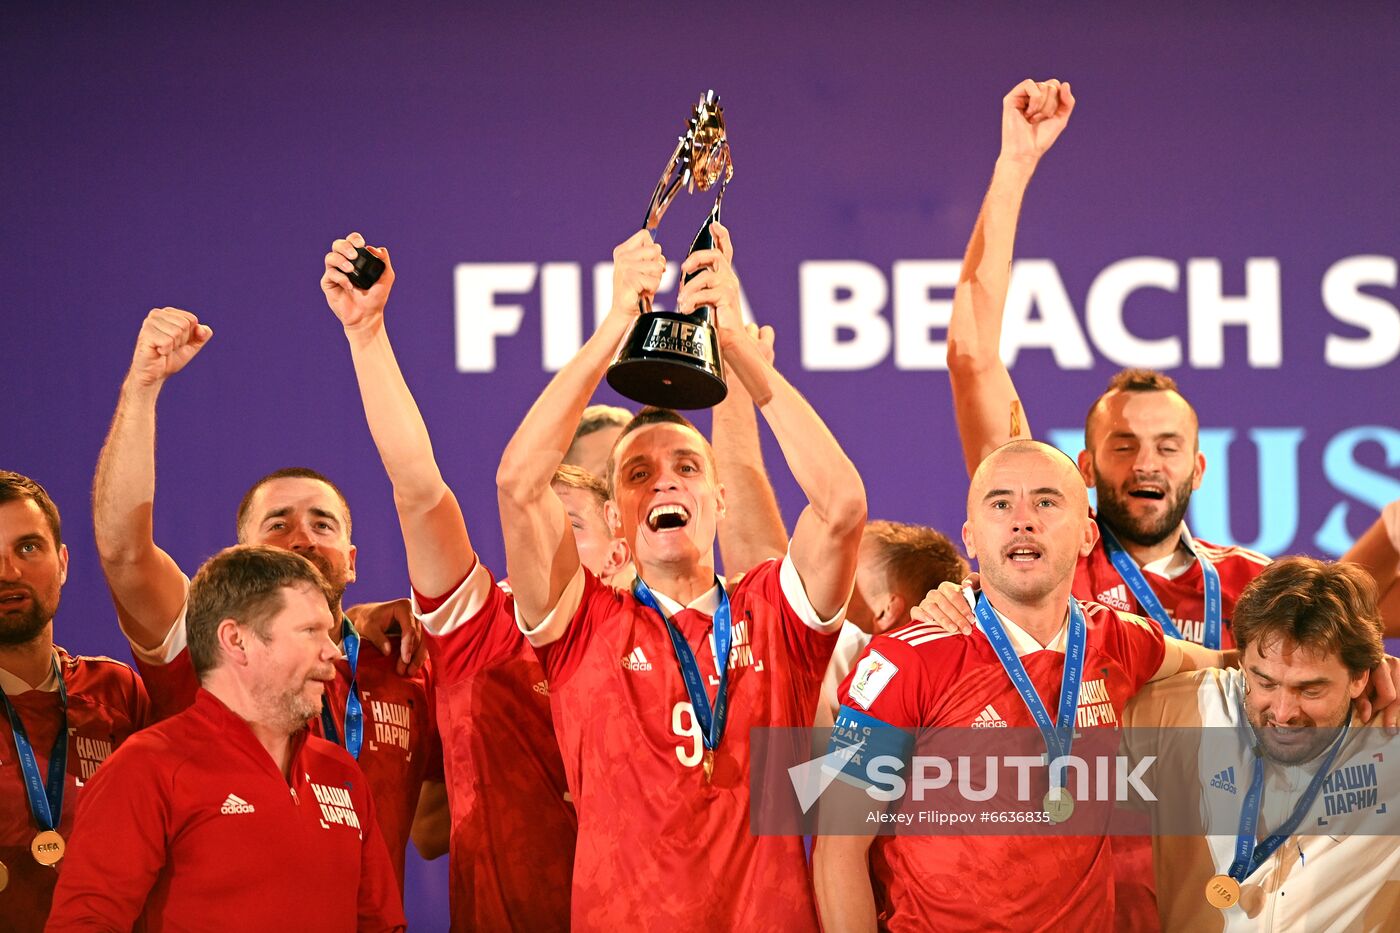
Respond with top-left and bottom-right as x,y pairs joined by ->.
814,440 -> 1224,932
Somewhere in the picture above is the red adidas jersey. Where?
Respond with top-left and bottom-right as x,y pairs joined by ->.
837,600 -> 1165,932
525,556 -> 839,932
1075,527 -> 1270,649
47,688 -> 404,932
415,562 -> 574,933
0,648 -> 150,933
129,608 -> 439,888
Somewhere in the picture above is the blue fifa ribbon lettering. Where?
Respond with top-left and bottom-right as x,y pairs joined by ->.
319,616 -> 364,760
1098,519 -> 1222,649
1225,713 -> 1351,882
974,595 -> 1086,789
633,577 -> 732,756
0,655 -> 69,833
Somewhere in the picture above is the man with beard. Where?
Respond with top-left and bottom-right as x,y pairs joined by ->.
815,440 -> 1228,931
1122,557 -> 1398,931
47,545 -> 405,932
0,471 -> 150,932
497,223 -> 867,931
90,307 -> 439,890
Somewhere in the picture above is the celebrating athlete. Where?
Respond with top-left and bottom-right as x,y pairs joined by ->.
497,223 -> 867,930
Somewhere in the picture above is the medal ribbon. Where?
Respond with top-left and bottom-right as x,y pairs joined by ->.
319,617 -> 364,760
633,577 -> 732,756
974,595 -> 1086,788
0,655 -> 68,833
1098,519 -> 1222,648
1225,712 -> 1352,883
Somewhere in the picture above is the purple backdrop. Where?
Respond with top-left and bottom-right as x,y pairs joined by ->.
7,3 -> 1399,926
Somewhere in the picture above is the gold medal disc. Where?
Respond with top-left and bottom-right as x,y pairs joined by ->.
1043,787 -> 1074,823
0,859 -> 9,892
1205,874 -> 1241,909
703,749 -> 715,784
31,830 -> 65,867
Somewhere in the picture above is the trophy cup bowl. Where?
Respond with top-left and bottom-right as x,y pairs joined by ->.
606,90 -> 734,411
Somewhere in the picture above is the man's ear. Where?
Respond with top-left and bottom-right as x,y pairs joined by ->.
715,482 -> 727,521
1191,449 -> 1207,492
216,619 -> 251,667
1348,669 -> 1370,701
57,543 -> 69,587
884,593 -> 908,632
604,500 -> 622,537
1081,514 -> 1100,558
961,520 -> 977,561
605,536 -> 632,580
1077,449 -> 1096,488
345,544 -> 358,584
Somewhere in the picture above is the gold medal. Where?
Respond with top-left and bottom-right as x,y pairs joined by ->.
0,859 -> 8,892
1043,786 -> 1074,823
703,749 -> 715,784
31,829 -> 65,867
1205,874 -> 1241,909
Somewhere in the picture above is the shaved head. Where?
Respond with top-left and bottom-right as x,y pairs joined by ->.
968,440 -> 1088,517
963,440 -> 1096,608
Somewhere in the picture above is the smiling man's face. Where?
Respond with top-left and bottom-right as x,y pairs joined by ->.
609,422 -> 723,575
1242,634 -> 1366,764
1082,389 -> 1204,548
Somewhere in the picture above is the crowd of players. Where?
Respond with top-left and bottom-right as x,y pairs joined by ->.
3,79 -> 1398,931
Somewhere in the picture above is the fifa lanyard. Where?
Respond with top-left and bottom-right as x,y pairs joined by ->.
975,595 -> 1086,788
1098,519 -> 1222,649
1224,712 -> 1351,883
633,577 -> 732,760
319,617 -> 364,760
0,656 -> 68,835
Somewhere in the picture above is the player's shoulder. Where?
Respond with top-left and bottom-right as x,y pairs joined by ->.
1192,538 -> 1271,569
1078,599 -> 1161,637
302,733 -> 370,785
57,647 -> 146,704
727,556 -> 783,597
865,623 -> 981,676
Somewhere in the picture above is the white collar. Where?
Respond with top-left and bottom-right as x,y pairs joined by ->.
0,652 -> 61,696
964,589 -> 1068,656
646,575 -> 727,619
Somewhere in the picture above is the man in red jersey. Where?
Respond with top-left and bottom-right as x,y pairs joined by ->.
496,223 -> 867,931
48,545 -> 404,932
814,439 -> 1224,932
321,231 -> 630,932
0,471 -> 150,932
90,308 -> 440,889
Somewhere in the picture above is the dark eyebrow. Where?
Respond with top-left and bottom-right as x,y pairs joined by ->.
982,488 -> 1013,501
308,508 -> 339,524
260,507 -> 293,522
1030,487 -> 1064,498
15,533 -> 49,546
1247,665 -> 1278,682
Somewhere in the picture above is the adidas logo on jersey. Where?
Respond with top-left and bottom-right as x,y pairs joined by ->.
532,680 -> 550,696
220,793 -> 256,815
971,704 -> 1008,728
1210,767 -> 1237,795
621,647 -> 653,672
1096,585 -> 1133,611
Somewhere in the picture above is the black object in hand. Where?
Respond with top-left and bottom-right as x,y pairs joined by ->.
347,247 -> 385,290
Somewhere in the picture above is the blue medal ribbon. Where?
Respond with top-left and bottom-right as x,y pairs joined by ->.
319,616 -> 364,760
1225,712 -> 1352,883
0,655 -> 68,833
974,595 -> 1086,788
633,577 -> 732,757
1098,519 -> 1222,649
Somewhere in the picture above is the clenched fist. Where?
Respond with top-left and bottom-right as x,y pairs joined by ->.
322,231 -> 395,332
1000,78 -> 1075,166
609,229 -> 666,318
127,307 -> 212,389
677,221 -> 743,333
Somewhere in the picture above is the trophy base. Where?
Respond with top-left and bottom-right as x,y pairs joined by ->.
606,309 -> 728,410
607,356 -> 728,410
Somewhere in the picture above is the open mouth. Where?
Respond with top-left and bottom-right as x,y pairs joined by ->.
646,504 -> 692,532
0,590 -> 32,608
1127,485 -> 1166,501
1004,544 -> 1043,563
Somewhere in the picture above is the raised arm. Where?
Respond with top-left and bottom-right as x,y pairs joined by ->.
92,308 -> 211,649
680,224 -> 866,618
713,322 -> 789,576
497,231 -> 663,626
947,78 -> 1075,476
321,232 -> 474,598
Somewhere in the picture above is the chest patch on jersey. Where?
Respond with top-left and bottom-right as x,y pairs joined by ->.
310,781 -> 363,836
848,650 -> 898,710
367,698 -> 413,751
74,734 -> 115,781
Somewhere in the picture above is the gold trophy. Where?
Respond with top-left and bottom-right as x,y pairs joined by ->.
606,90 -> 734,409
